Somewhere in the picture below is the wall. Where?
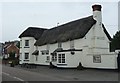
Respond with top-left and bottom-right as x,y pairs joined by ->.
19,37 -> 36,64
118,1 -> 120,31
82,53 -> 117,69
35,23 -> 116,69
85,24 -> 110,54
6,44 -> 19,57
20,21 -> 118,69
80,24 -> 117,69
56,51 -> 83,68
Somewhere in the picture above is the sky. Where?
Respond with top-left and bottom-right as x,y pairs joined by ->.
0,0 -> 119,42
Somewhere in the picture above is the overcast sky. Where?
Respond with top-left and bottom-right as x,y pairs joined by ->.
0,0 -> 119,42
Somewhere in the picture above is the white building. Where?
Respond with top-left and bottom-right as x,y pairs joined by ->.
118,1 -> 120,31
19,4 -> 118,69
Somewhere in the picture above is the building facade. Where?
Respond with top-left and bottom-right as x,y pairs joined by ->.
19,4 -> 118,69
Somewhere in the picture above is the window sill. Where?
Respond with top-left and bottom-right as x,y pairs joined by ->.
24,46 -> 30,48
24,60 -> 29,61
57,63 -> 67,66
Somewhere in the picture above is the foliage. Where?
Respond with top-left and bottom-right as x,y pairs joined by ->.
8,51 -> 15,60
110,31 -> 120,52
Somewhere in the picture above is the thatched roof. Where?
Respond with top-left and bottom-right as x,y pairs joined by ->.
19,27 -> 47,40
35,16 -> 96,46
35,15 -> 111,46
102,24 -> 111,41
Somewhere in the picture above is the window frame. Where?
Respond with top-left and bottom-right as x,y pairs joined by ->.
52,53 -> 57,62
58,54 -> 65,63
36,55 -> 38,61
46,56 -> 50,62
93,55 -> 101,63
41,50 -> 49,55
24,40 -> 29,47
24,53 -> 29,60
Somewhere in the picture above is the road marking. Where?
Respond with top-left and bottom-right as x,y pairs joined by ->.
13,77 -> 24,81
2,72 -> 25,81
2,72 -> 10,76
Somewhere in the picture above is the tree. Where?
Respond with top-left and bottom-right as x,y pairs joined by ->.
110,31 -> 120,52
9,51 -> 15,60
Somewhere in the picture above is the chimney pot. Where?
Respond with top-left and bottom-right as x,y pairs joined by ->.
92,4 -> 102,11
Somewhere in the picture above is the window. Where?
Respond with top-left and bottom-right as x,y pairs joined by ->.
25,40 -> 29,47
36,56 -> 38,61
41,50 -> 49,55
15,54 -> 17,57
58,54 -> 65,63
46,50 -> 49,55
93,55 -> 101,63
24,53 -> 29,59
46,56 -> 50,62
58,42 -> 62,48
52,53 -> 57,61
70,40 -> 74,49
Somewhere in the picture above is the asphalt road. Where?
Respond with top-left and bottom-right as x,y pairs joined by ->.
2,64 -> 119,82
2,65 -> 68,81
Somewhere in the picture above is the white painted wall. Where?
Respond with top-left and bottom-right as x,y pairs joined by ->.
34,45 -> 50,65
19,37 -> 36,64
56,51 -> 83,68
82,53 -> 118,69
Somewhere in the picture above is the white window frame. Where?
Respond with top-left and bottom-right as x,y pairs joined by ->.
46,56 -> 50,62
24,53 -> 29,59
41,50 -> 49,55
58,54 -> 65,63
25,40 -> 29,47
36,55 -> 38,61
52,53 -> 57,61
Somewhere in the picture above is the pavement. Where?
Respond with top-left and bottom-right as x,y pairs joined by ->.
2,63 -> 119,82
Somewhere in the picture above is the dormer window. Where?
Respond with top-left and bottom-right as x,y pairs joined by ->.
24,40 -> 29,48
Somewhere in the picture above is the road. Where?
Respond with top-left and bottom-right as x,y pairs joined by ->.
2,65 -> 68,82
2,64 -> 119,82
